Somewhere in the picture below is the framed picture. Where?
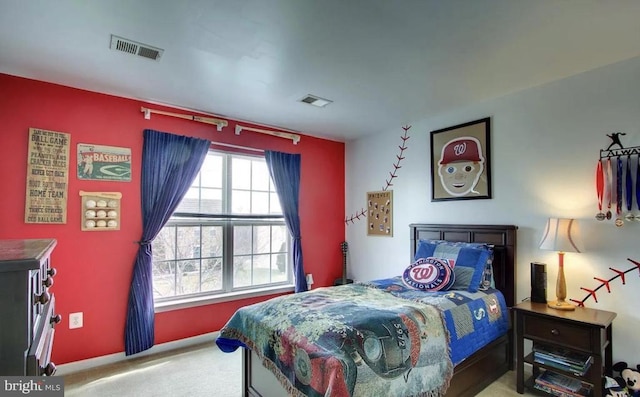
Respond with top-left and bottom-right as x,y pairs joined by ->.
367,190 -> 393,236
77,143 -> 132,181
430,117 -> 491,201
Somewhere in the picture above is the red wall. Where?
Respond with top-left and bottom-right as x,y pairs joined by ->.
0,74 -> 345,364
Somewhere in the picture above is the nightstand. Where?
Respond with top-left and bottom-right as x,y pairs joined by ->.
513,302 -> 616,397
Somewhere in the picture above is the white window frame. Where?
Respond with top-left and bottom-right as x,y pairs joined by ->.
153,150 -> 294,312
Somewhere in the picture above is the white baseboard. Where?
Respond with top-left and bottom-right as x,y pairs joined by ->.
56,331 -> 219,376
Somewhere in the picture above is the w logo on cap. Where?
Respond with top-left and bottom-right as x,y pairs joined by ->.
453,142 -> 467,156
439,137 -> 484,164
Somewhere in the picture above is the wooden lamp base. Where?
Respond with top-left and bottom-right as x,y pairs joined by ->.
547,300 -> 575,311
547,251 -> 576,311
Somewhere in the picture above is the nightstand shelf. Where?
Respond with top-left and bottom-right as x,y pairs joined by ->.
514,302 -> 616,397
525,352 -> 596,377
524,376 -> 565,397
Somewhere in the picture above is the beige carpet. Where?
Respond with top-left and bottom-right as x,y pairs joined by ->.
476,369 -> 536,397
64,342 -> 242,397
63,341 -> 535,396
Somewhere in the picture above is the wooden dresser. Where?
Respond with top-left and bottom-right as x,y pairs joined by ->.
0,239 -> 61,376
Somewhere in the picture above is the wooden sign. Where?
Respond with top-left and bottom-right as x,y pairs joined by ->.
367,190 -> 393,236
24,128 -> 70,224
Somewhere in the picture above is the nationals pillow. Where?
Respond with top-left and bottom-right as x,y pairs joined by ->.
414,240 -> 492,292
402,257 -> 455,291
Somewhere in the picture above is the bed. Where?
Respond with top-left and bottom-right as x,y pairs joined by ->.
217,223 -> 517,397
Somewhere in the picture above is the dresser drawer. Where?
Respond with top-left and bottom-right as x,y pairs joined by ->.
523,314 -> 591,351
29,256 -> 56,337
26,294 -> 57,376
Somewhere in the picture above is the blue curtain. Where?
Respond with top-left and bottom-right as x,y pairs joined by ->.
125,129 -> 211,355
264,151 -> 307,292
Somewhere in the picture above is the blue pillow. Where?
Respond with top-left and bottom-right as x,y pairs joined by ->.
451,266 -> 475,290
417,240 -> 495,290
414,240 -> 492,292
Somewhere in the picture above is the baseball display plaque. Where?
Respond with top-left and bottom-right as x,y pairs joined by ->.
367,190 -> 392,236
79,191 -> 122,231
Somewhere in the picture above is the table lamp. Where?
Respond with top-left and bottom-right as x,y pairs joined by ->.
539,218 -> 582,311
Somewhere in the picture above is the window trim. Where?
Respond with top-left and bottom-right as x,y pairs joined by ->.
154,284 -> 294,313
172,212 -> 284,219
153,217 -> 292,304
152,149 -> 293,308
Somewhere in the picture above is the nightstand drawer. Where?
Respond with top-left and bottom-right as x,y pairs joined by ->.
523,315 -> 591,351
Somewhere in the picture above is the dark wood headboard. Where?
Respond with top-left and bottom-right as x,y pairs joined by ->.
409,223 -> 518,308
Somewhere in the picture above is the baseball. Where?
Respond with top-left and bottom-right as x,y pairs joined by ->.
107,210 -> 118,218
96,220 -> 107,227
96,210 -> 107,218
96,200 -> 107,208
85,210 -> 96,218
85,200 -> 97,208
107,200 -> 118,208
85,220 -> 96,228
107,220 -> 118,228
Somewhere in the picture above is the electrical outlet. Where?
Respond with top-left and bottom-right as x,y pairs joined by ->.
69,312 -> 83,329
305,273 -> 314,289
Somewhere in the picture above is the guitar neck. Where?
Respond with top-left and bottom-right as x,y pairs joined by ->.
341,242 -> 348,281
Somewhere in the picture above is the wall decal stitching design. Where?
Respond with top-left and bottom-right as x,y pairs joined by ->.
345,126 -> 411,225
569,258 -> 640,306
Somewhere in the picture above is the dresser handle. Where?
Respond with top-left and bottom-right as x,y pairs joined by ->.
47,267 -> 57,277
34,291 -> 50,305
551,329 -> 560,336
50,314 -> 62,325
43,276 -> 54,288
41,362 -> 56,376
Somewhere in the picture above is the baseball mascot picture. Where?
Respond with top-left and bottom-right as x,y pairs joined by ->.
437,137 -> 485,197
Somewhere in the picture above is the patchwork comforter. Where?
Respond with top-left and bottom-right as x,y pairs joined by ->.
216,279 -> 509,397
365,277 -> 509,365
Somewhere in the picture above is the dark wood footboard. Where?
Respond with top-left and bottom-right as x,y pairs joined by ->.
445,334 -> 511,397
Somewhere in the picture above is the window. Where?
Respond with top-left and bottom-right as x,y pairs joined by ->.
152,150 -> 292,307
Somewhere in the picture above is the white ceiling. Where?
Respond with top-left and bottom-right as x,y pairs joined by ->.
2,0 -> 640,142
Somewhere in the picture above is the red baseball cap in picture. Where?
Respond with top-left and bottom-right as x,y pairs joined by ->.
439,138 -> 483,164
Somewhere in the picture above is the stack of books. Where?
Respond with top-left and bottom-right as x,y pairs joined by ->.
533,344 -> 592,376
534,370 -> 593,397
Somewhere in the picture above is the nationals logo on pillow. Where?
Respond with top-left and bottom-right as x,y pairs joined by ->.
402,257 -> 454,291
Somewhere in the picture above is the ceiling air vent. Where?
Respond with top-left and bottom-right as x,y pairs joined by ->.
299,94 -> 332,108
110,35 -> 164,61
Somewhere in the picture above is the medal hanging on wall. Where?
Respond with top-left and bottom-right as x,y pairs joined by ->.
636,156 -> 640,221
595,159 -> 605,221
625,155 -> 635,222
606,157 -> 613,220
615,156 -> 624,227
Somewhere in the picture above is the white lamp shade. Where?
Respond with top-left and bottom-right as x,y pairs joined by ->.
539,218 -> 583,253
